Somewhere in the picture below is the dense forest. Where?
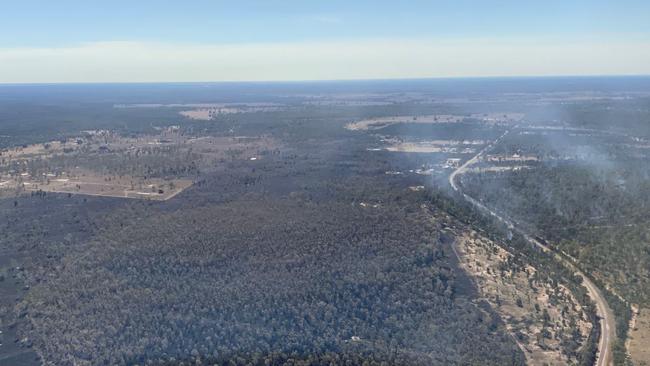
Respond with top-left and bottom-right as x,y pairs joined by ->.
0,90 -> 528,365
18,191 -> 523,365
460,123 -> 650,365
2,80 -> 649,365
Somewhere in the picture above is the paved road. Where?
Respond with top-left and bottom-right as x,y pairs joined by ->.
449,130 -> 615,366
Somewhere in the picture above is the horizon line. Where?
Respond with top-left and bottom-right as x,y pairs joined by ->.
2,74 -> 650,86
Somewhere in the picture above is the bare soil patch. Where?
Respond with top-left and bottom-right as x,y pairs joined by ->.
454,230 -> 592,365
628,306 -> 650,365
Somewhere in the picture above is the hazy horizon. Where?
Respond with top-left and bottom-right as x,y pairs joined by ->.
2,74 -> 650,86
1,1 -> 650,83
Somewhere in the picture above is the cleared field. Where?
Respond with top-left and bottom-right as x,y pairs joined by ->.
17,176 -> 191,200
0,130 -> 278,200
345,113 -> 523,131
114,102 -> 286,121
483,154 -> 540,162
115,102 -> 281,109
1,171 -> 192,200
346,114 -> 465,131
385,141 -> 479,154
179,105 -> 285,120
0,140 -> 71,160
180,108 -> 233,120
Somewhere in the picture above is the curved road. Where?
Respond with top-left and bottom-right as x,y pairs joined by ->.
449,129 -> 616,366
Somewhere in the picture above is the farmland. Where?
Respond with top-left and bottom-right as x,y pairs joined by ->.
0,130 -> 277,200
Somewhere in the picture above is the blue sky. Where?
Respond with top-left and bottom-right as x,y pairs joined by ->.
1,0 -> 649,82
2,0 -> 650,46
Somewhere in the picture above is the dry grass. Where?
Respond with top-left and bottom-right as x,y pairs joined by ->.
180,108 -> 240,120
1,131 -> 278,201
628,307 -> 650,366
380,139 -> 483,154
179,105 -> 285,120
454,231 -> 592,365
483,154 -> 540,162
28,175 -> 189,200
1,170 -> 192,201
346,115 -> 465,131
345,113 -> 524,131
